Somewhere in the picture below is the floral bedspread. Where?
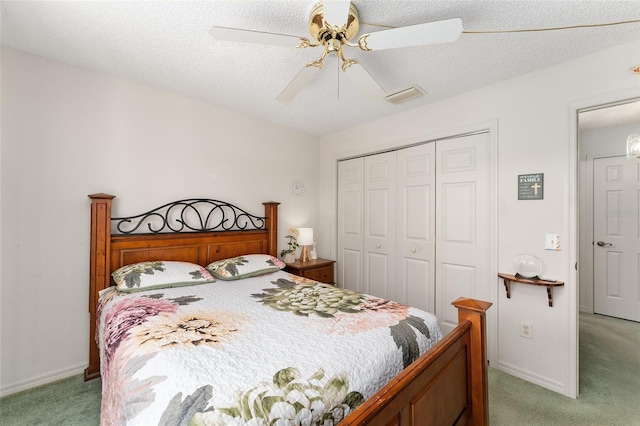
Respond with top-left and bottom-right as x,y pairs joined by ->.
97,271 -> 443,425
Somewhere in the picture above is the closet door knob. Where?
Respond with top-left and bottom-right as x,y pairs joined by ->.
410,248 -> 417,253
376,244 -> 381,249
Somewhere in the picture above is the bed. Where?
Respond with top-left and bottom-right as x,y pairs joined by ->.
85,193 -> 491,425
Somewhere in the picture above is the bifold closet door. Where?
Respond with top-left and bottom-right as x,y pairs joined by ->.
338,147 -> 435,307
435,132 -> 491,332
337,153 -> 397,299
395,143 -> 436,312
363,152 -> 397,299
337,157 -> 364,293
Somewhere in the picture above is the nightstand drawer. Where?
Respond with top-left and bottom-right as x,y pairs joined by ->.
284,258 -> 336,285
301,265 -> 334,284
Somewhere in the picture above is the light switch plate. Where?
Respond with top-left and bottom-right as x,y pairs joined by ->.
545,233 -> 560,251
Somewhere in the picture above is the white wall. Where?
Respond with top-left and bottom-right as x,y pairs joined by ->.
0,47 -> 320,395
578,121 -> 640,312
0,41 -> 3,401
317,41 -> 640,397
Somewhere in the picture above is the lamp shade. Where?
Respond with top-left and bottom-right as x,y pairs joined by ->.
297,228 -> 314,246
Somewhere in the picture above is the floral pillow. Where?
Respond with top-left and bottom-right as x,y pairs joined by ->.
112,261 -> 215,292
206,254 -> 285,281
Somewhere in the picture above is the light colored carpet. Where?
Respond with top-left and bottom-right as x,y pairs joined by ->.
0,374 -> 101,425
490,312 -> 640,425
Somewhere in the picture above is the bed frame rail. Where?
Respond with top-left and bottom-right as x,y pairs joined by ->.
342,298 -> 491,426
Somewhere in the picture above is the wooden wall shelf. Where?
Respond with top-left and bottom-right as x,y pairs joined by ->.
498,273 -> 564,307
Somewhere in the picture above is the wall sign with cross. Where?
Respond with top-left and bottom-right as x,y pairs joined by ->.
518,173 -> 544,200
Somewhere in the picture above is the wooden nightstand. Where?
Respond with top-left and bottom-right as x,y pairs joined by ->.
284,258 -> 335,285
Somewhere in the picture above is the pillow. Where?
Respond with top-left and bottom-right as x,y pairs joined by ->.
112,261 -> 215,292
206,254 -> 285,281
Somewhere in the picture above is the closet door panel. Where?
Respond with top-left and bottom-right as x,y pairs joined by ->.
442,182 -> 476,247
364,152 -> 396,300
338,158 -> 364,292
396,143 -> 436,312
403,257 -> 431,310
367,252 -> 390,297
440,263 -> 475,324
367,189 -> 391,237
436,133 -> 491,332
342,249 -> 362,292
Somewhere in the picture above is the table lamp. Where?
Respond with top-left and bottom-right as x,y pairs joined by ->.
297,227 -> 314,262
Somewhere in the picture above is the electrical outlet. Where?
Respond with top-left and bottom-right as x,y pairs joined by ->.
520,322 -> 533,339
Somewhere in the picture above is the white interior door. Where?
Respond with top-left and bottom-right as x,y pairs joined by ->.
435,133 -> 491,332
364,152 -> 396,299
593,156 -> 640,322
395,143 -> 436,312
337,157 -> 364,292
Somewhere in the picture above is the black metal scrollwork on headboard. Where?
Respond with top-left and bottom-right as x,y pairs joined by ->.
112,199 -> 266,234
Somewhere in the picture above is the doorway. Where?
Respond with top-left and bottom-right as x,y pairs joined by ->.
577,98 -> 640,397
578,100 -> 640,320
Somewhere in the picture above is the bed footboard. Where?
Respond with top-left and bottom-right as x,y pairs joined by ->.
342,298 -> 491,426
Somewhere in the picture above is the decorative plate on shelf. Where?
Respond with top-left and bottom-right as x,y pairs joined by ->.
290,180 -> 305,197
512,254 -> 543,279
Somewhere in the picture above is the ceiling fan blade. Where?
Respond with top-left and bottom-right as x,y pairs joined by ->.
358,18 -> 463,51
322,0 -> 351,27
210,26 -> 305,48
277,65 -> 321,102
343,61 -> 386,101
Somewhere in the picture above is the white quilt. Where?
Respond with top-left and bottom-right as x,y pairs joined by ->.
97,270 -> 442,425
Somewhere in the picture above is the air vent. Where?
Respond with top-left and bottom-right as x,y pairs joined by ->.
385,85 -> 426,105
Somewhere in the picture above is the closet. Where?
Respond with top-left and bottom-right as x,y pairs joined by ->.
337,132 -> 491,329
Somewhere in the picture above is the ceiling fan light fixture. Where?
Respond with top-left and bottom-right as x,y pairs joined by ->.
385,85 -> 426,105
210,1 -> 463,102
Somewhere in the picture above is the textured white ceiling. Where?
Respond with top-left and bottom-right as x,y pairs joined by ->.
2,1 -> 639,136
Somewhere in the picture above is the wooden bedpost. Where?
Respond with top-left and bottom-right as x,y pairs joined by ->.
85,193 -> 115,381
263,202 -> 280,257
452,297 -> 492,425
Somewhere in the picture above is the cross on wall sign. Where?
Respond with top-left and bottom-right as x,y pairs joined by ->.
518,173 -> 544,200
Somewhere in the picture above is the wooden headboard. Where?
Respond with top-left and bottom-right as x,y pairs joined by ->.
85,193 -> 279,380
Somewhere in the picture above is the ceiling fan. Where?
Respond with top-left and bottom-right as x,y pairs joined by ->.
209,0 -> 463,102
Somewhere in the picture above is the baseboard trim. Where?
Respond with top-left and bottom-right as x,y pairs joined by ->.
497,361 -> 565,396
0,363 -> 87,397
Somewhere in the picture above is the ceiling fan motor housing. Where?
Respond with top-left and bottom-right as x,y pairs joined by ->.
309,2 -> 360,43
